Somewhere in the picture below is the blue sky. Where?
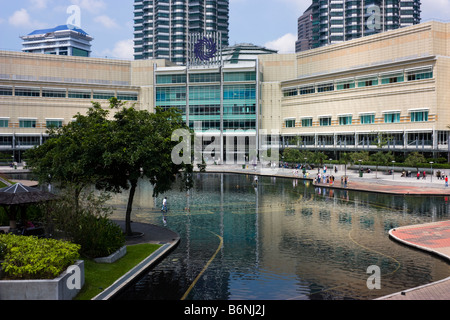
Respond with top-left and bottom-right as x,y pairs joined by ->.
1,0 -> 450,59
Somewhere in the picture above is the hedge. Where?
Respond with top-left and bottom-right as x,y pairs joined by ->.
0,234 -> 80,280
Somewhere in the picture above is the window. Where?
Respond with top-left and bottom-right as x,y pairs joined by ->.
0,86 -> 13,96
301,118 -> 313,127
156,74 -> 186,84
191,86 -> 221,102
93,91 -> 115,100
319,117 -> 331,126
317,83 -> 334,93
0,119 -> 8,128
339,115 -> 352,125
410,110 -> 429,122
68,90 -> 91,99
42,89 -> 66,98
381,72 -> 404,84
384,112 -> 400,123
224,72 -> 256,82
15,87 -> 40,97
285,119 -> 296,128
223,85 -> 255,101
117,92 -> 138,101
19,119 -> 37,128
357,78 -> 378,87
156,87 -> 186,103
300,86 -> 315,95
336,80 -> 355,90
360,114 -> 375,124
406,68 -> 433,81
283,88 -> 297,97
190,73 -> 221,83
46,120 -> 63,128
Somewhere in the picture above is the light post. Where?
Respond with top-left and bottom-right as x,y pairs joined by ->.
430,161 -> 434,182
358,159 -> 362,177
392,160 -> 395,180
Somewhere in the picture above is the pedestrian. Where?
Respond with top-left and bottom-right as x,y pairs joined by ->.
445,175 -> 448,187
162,197 -> 168,213
423,171 -> 426,180
417,172 -> 420,180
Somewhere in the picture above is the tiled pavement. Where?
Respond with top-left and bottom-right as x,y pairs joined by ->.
378,221 -> 450,300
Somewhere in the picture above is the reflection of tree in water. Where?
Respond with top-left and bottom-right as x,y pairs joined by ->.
115,173 -> 450,300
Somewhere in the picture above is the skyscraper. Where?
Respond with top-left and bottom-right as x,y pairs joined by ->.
295,5 -> 313,52
309,0 -> 421,49
133,0 -> 230,65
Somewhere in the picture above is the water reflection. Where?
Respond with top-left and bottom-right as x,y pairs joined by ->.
110,173 -> 450,300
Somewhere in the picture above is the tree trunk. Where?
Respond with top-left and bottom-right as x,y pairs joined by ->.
125,179 -> 138,236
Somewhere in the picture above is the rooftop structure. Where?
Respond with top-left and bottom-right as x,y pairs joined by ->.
21,25 -> 93,57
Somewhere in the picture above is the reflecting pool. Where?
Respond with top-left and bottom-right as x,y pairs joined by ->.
108,173 -> 450,300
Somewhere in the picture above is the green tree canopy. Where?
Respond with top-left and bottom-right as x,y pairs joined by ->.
26,103 -> 110,211
405,152 -> 426,171
27,99 -> 193,236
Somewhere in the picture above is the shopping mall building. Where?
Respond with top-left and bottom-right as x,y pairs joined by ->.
1,21 -> 450,163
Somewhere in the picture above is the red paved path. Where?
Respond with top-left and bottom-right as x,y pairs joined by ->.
378,221 -> 450,300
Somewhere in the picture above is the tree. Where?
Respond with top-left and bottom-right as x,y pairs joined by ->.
26,103 -> 110,212
97,99 -> 193,236
314,152 -> 327,167
282,148 -> 301,163
340,152 -> 352,177
370,151 -> 394,178
405,152 -> 426,172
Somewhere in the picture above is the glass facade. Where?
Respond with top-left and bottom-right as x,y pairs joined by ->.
155,70 -> 257,133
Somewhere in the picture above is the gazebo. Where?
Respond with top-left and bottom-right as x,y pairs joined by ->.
0,183 -> 56,232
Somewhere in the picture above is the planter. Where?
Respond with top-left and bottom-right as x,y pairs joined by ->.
94,246 -> 127,264
0,260 -> 84,300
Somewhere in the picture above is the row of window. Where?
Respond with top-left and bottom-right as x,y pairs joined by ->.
0,87 -> 138,101
156,84 -> 256,103
284,110 -> 429,128
282,67 -> 433,98
0,119 -> 64,129
156,72 -> 256,84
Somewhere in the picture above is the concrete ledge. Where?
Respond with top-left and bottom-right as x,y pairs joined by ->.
94,246 -> 127,264
0,260 -> 85,300
92,241 -> 179,300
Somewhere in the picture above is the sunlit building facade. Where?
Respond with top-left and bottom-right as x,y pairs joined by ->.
2,21 -> 450,163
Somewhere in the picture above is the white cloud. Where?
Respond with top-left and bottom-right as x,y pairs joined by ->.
421,0 -> 450,21
94,15 -> 119,29
8,8 -> 46,29
100,39 -> 134,60
264,33 -> 296,54
29,0 -> 52,9
70,0 -> 106,14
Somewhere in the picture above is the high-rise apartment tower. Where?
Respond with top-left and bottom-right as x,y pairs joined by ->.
133,0 -> 230,65
310,0 -> 421,49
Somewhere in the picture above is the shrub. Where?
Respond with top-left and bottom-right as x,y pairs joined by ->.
42,189 -> 125,259
0,234 -> 80,280
71,212 -> 125,258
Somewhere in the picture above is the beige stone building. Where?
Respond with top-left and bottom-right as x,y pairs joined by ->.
262,21 -> 450,158
1,21 -> 450,162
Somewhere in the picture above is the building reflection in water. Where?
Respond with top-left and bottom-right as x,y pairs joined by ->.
110,173 -> 450,300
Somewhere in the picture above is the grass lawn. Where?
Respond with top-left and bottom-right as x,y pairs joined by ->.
75,243 -> 161,300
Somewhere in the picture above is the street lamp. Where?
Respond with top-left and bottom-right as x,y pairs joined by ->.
392,160 -> 395,180
358,159 -> 362,177
430,161 -> 434,182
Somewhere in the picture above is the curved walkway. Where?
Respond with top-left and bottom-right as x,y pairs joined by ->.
378,221 -> 450,300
